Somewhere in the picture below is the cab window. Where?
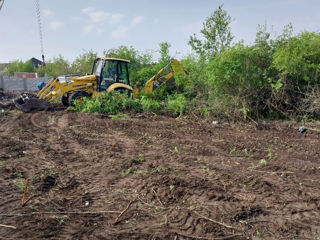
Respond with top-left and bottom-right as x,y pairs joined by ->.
117,62 -> 129,85
100,61 -> 117,91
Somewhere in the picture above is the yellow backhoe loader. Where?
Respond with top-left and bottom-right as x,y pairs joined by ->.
14,57 -> 187,113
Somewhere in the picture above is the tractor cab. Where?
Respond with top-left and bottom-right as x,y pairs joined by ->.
92,57 -> 130,92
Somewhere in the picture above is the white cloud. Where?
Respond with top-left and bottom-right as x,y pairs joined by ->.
42,9 -> 54,18
83,24 -> 103,34
49,21 -> 63,31
110,14 -> 123,25
81,7 -> 109,23
153,18 -> 159,25
71,16 -> 81,22
83,25 -> 94,33
131,16 -> 144,26
111,26 -> 129,39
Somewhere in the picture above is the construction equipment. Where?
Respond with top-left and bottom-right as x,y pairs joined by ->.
14,57 -> 187,113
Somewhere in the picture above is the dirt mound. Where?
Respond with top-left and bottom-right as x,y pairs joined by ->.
0,111 -> 320,239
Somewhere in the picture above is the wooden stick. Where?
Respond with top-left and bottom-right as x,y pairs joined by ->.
21,178 -> 29,206
193,211 -> 239,231
0,210 -> 120,217
152,188 -> 164,207
176,232 -> 240,240
0,224 -> 17,230
114,200 -> 135,224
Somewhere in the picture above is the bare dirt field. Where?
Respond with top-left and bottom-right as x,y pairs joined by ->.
1,91 -> 320,240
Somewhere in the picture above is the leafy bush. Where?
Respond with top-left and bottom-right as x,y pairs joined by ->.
166,93 -> 187,116
71,92 -> 142,114
6,60 -> 35,76
139,95 -> 162,113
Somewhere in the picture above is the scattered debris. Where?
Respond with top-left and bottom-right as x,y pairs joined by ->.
212,120 -> 219,125
298,126 -> 307,133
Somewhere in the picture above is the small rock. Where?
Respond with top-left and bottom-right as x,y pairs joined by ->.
85,201 -> 90,206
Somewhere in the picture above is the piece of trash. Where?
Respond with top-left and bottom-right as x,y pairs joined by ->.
85,201 -> 90,206
298,126 -> 307,133
212,121 -> 219,125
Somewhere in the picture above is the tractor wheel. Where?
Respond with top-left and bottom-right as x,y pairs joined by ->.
69,91 -> 90,106
61,94 -> 70,107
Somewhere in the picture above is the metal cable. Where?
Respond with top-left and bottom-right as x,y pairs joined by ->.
35,0 -> 45,64
0,0 -> 5,12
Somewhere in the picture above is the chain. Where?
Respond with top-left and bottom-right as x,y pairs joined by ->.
35,0 -> 45,64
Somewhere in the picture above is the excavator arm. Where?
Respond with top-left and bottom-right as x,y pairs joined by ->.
135,59 -> 187,97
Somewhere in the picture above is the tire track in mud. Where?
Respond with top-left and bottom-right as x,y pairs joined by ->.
1,111 -> 320,239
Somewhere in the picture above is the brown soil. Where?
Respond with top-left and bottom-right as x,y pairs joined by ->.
1,94 -> 320,239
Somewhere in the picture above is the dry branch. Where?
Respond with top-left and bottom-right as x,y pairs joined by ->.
0,210 -> 120,217
0,224 -> 17,230
21,178 -> 29,206
114,200 -> 135,224
176,232 -> 241,240
152,188 -> 164,207
193,211 -> 239,231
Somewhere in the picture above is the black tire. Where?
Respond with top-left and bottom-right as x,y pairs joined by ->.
69,91 -> 90,106
61,94 -> 70,107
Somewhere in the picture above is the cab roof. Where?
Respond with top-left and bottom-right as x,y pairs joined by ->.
97,57 -> 130,63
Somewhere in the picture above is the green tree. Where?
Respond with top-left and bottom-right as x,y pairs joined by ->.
37,55 -> 71,77
6,60 -> 35,76
158,42 -> 171,66
70,50 -> 97,75
189,5 -> 233,57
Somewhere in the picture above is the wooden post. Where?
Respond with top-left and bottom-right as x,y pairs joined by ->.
23,77 -> 27,91
0,75 -> 4,90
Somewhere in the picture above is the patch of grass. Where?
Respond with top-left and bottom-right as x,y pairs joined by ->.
13,171 -> 23,178
202,166 -> 210,171
166,93 -> 187,116
259,159 -> 267,165
55,216 -> 66,225
266,148 -> 273,159
111,113 -> 129,120
129,154 -> 145,165
121,167 -> 135,177
229,147 -> 237,154
174,146 -> 179,153
151,165 -> 169,174
13,179 -> 25,191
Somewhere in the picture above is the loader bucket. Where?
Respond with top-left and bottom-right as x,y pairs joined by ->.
13,94 -> 50,113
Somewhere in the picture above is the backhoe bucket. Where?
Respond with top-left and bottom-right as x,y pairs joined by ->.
13,94 -> 50,113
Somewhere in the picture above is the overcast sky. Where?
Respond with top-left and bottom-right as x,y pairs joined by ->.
0,0 -> 319,63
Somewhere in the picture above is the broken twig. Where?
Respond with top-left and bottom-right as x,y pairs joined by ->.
152,188 -> 164,207
176,232 -> 240,240
114,200 -> 135,224
21,178 -> 29,206
0,224 -> 17,230
0,210 -> 120,217
193,211 -> 239,231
